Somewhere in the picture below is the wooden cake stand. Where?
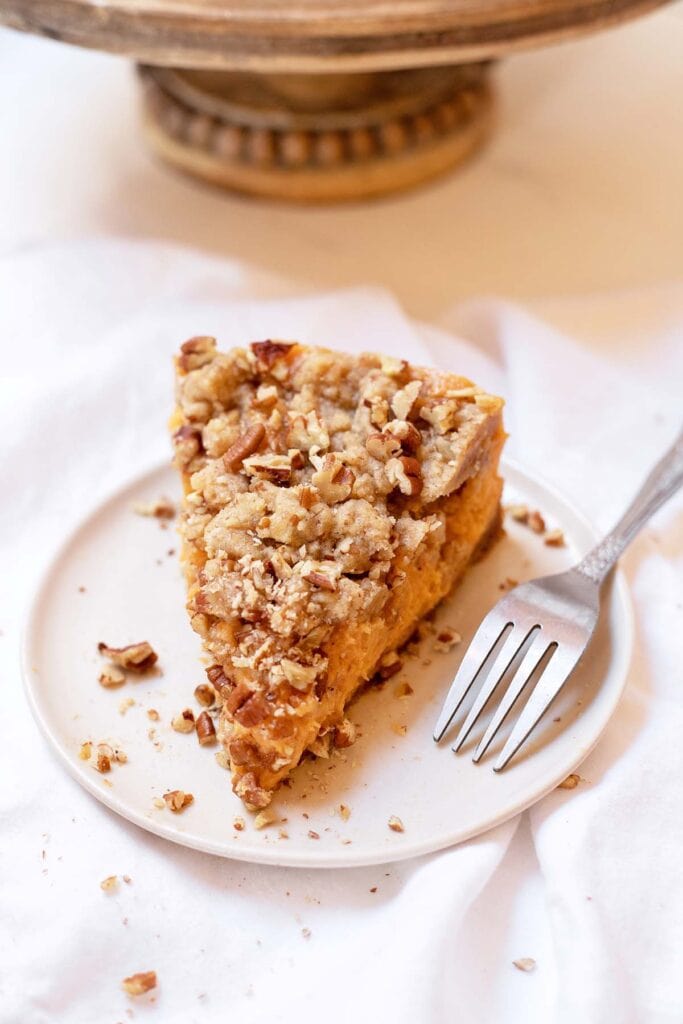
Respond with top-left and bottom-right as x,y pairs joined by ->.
1,0 -> 669,201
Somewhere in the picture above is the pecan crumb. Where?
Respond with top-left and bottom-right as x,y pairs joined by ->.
79,742 -> 92,761
95,753 -> 111,774
433,628 -> 462,652
97,641 -> 158,673
233,816 -> 245,831
506,504 -> 529,523
308,830 -> 320,840
544,528 -> 566,547
395,682 -> 414,699
251,339 -> 295,370
338,804 -> 351,821
558,773 -> 581,790
163,790 -> 194,813
388,815 -> 405,833
122,971 -> 157,996
254,809 -> 277,830
527,510 -> 546,534
513,958 -> 536,972
152,797 -> 166,810
98,665 -> 125,688
134,497 -> 175,520
171,708 -> 195,734
100,875 -> 118,892
147,708 -> 159,721
119,697 -> 135,715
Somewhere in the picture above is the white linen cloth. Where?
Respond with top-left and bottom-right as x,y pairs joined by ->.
1,240 -> 681,1024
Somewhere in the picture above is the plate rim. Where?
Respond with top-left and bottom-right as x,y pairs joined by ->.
21,456 -> 634,869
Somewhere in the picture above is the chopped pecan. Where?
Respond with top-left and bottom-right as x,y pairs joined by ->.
122,971 -> 157,996
527,510 -> 546,534
226,680 -> 253,715
163,790 -> 194,812
311,454 -> 354,504
223,423 -> 266,472
385,456 -> 422,497
196,710 -> 217,744
544,528 -> 566,547
299,485 -> 317,510
365,432 -> 402,461
233,771 -> 271,810
194,683 -> 216,707
251,340 -> 295,371
97,641 -> 158,673
233,692 -> 269,727
391,380 -> 421,420
171,708 -> 195,734
419,399 -> 460,434
304,570 -> 337,592
206,664 -> 231,697
178,335 -> 216,372
388,815 -> 405,833
385,419 -> 421,452
242,452 -> 292,484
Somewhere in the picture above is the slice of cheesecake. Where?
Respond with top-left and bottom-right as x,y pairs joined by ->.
171,338 -> 505,810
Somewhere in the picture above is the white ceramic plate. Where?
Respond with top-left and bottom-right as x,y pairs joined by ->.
23,459 -> 632,868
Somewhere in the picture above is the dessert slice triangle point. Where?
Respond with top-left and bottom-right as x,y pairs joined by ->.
171,337 -> 505,809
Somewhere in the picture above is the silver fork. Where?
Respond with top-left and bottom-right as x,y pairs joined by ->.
433,426 -> 683,771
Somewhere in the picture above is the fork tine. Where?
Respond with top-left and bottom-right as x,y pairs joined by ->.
432,619 -> 511,742
472,635 -> 555,763
493,647 -> 577,772
452,625 -> 538,752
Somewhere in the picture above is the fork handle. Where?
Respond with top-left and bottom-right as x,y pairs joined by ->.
576,425 -> 683,584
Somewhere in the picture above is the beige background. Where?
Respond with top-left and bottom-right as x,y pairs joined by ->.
0,5 -> 682,322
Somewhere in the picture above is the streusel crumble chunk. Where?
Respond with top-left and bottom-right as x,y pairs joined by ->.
171,338 -> 505,809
